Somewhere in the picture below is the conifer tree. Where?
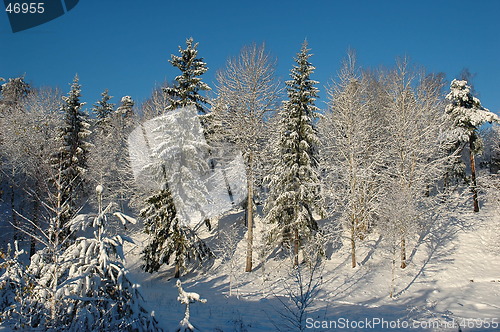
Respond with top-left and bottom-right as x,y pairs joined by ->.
142,186 -> 212,278
164,37 -> 211,113
0,76 -> 30,113
0,193 -> 160,331
445,79 -> 499,212
92,89 -> 115,127
117,95 -> 135,119
265,41 -> 324,266
141,107 -> 213,278
52,74 -> 91,236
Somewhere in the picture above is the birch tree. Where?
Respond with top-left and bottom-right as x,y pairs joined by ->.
212,43 -> 281,272
380,59 -> 449,269
0,87 -> 62,255
320,51 -> 383,268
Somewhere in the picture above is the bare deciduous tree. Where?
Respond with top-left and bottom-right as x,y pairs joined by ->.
379,59 -> 449,270
320,50 -> 384,268
0,87 -> 62,255
212,43 -> 282,272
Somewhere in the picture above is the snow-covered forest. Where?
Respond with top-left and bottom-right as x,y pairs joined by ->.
1,39 -> 500,331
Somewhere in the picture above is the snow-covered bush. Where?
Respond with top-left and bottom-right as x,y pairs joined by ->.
0,190 -> 160,331
0,242 -> 31,324
175,279 -> 207,332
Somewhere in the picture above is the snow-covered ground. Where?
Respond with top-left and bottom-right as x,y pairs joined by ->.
121,192 -> 500,332
1,181 -> 498,331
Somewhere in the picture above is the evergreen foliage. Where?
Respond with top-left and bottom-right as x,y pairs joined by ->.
164,37 -> 211,113
0,242 -> 28,322
141,106 -> 212,278
265,41 -> 324,265
51,75 -> 92,232
92,89 -> 115,127
117,95 -> 135,119
445,79 -> 499,211
0,195 -> 160,331
445,79 -> 498,153
0,76 -> 30,113
141,187 -> 212,278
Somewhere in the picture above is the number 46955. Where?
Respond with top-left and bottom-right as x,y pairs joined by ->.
5,2 -> 45,14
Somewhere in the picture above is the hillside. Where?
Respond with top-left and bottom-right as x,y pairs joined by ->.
121,185 -> 500,332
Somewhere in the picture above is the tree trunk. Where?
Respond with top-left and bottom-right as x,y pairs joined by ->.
400,237 -> 407,269
390,248 -> 396,298
245,177 -> 254,272
469,139 -> 479,212
245,153 -> 254,272
351,230 -> 357,268
174,262 -> 180,279
10,184 -> 18,240
293,227 -> 299,267
30,193 -> 40,257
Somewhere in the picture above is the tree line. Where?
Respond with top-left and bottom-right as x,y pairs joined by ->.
0,37 -> 499,329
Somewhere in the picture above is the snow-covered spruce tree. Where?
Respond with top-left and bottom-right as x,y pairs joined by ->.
117,95 -> 135,119
92,89 -> 115,128
0,242 -> 30,322
51,74 -> 92,239
142,107 -> 213,278
320,51 -> 383,268
445,79 -> 499,212
88,90 -> 117,204
164,38 -> 211,113
0,174 -> 81,329
212,43 -> 281,272
54,200 -> 159,331
1,194 -> 160,331
151,107 -> 212,223
265,41 -> 324,267
141,187 -> 212,279
0,76 -> 30,114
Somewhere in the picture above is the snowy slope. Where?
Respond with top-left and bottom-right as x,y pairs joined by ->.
121,191 -> 500,332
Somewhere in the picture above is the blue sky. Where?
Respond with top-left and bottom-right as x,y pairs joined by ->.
1,0 -> 499,113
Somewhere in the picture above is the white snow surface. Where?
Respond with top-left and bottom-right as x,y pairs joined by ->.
122,189 -> 500,331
